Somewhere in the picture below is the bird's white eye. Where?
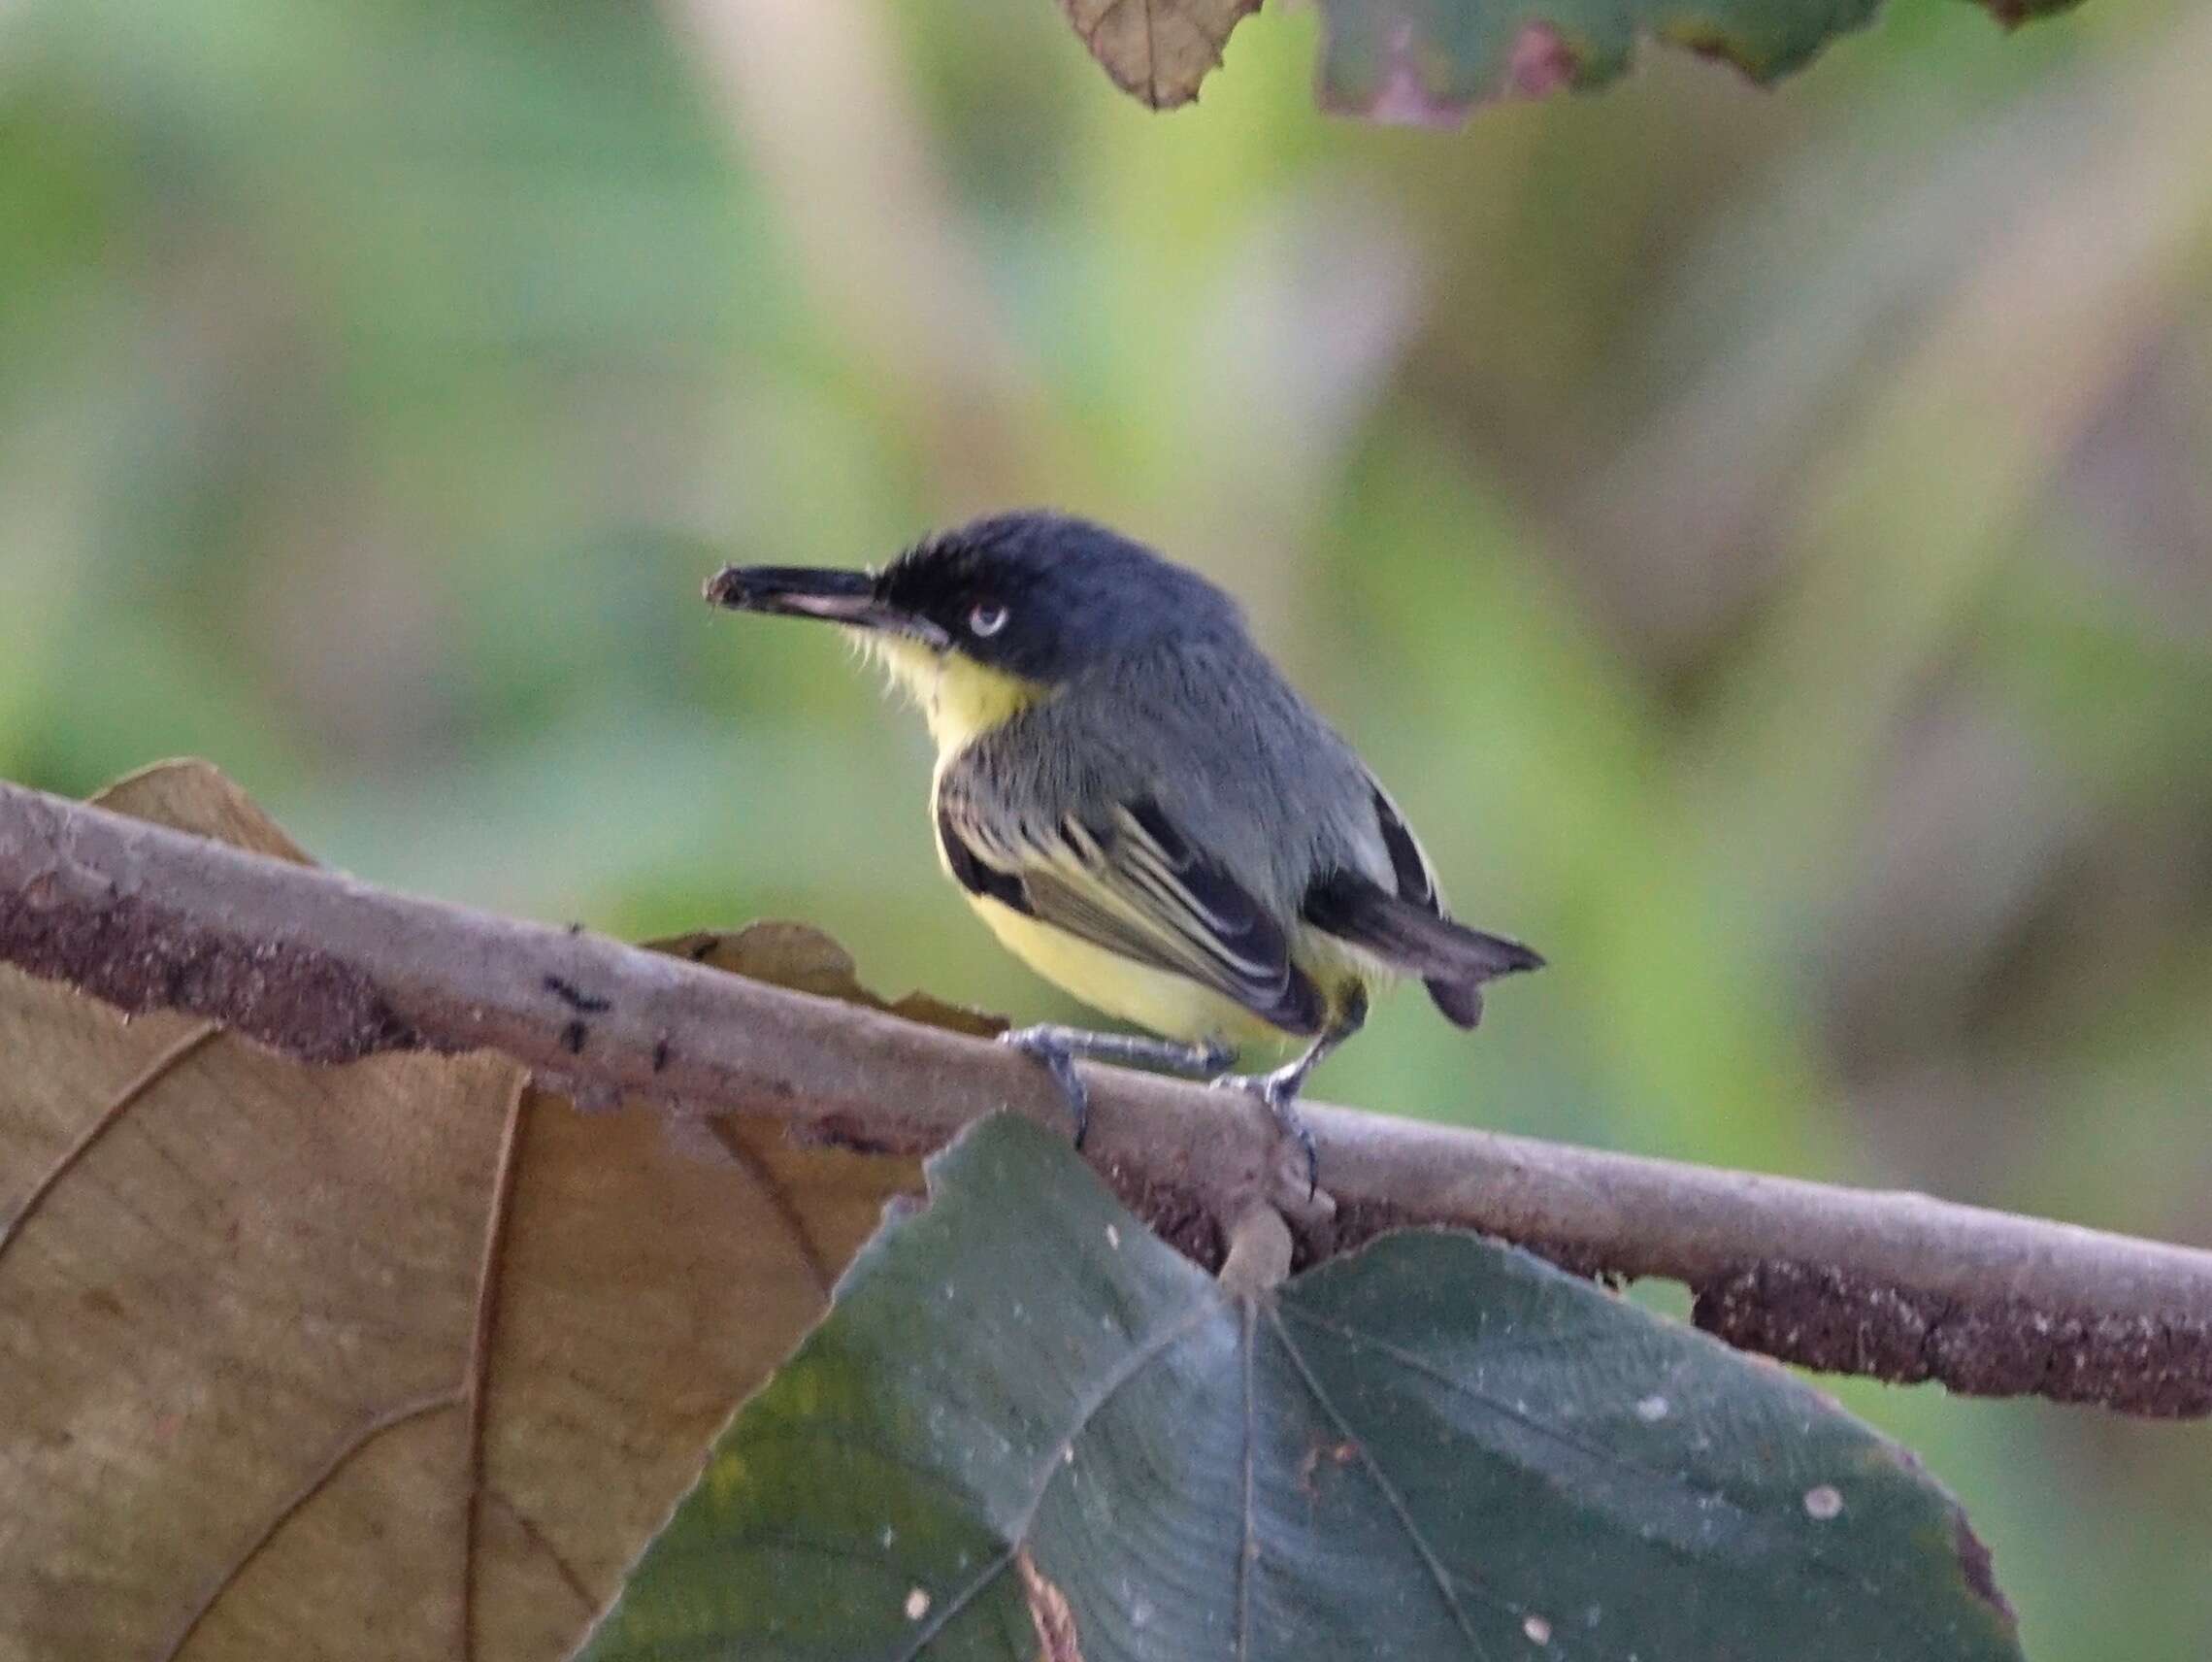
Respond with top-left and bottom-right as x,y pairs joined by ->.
968,602 -> 1008,638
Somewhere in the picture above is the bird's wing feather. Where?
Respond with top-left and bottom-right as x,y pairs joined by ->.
936,782 -> 1325,1036
1302,869 -> 1542,981
1300,782 -> 1544,1030
1369,780 -> 1444,912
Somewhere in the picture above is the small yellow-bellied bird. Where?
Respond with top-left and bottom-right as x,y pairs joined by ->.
705,511 -> 1542,1186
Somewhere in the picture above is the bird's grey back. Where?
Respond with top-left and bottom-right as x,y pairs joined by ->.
956,623 -> 1396,916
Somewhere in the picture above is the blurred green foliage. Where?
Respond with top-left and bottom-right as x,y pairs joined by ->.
3,0 -> 2208,1652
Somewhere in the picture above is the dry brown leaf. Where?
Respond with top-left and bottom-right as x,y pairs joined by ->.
0,761 -> 922,1661
650,920 -> 1007,1040
1059,0 -> 1261,110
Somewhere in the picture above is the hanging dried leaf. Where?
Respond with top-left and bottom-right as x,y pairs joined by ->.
1060,0 -> 1263,110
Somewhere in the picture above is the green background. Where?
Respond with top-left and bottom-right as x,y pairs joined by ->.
4,0 -> 2207,1653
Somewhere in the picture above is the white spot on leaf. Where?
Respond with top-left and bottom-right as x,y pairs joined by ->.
1803,1483 -> 1844,1520
1523,1613 -> 1552,1645
905,1587 -> 931,1620
1634,1394 -> 1669,1422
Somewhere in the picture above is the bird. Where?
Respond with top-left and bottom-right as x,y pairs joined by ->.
703,510 -> 1542,1190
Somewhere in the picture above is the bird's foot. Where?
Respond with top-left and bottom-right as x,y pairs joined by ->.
999,1025 -> 1236,1149
1212,1063 -> 1321,1199
1001,1027 -> 1092,1146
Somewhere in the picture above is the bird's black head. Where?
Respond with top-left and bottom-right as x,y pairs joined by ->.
706,510 -> 1239,686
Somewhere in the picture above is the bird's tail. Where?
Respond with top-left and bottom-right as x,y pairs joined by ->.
1302,871 -> 1544,1030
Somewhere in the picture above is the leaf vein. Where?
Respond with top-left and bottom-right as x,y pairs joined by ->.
1236,1295 -> 1258,1660
892,1292 -> 1219,1659
1266,1305 -> 1496,1659
0,1022 -> 219,1259
1279,1303 -> 1749,1523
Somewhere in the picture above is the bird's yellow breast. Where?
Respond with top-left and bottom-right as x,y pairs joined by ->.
964,893 -> 1303,1051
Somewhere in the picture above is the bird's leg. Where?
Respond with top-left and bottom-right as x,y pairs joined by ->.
1213,988 -> 1369,1197
999,1024 -> 1236,1147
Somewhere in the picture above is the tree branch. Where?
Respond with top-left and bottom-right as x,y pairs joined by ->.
4,779 -> 2209,1416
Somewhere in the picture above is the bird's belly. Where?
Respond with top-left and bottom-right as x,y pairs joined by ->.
962,894 -> 1299,1054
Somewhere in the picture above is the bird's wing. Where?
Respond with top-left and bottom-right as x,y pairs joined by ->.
1368,778 -> 1446,914
936,780 -> 1325,1036
1300,781 -> 1543,1029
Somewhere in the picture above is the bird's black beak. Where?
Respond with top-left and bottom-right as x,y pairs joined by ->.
703,565 -> 950,649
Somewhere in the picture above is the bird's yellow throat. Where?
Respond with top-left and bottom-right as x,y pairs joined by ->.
854,631 -> 1048,763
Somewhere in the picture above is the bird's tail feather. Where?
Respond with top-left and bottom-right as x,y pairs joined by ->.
1302,870 -> 1543,1031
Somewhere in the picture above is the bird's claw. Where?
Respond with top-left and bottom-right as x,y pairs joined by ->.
1000,1027 -> 1090,1147
1001,1024 -> 1240,1151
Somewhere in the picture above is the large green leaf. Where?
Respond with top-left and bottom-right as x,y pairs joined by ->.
580,1114 -> 2019,1660
1060,0 -> 2083,118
